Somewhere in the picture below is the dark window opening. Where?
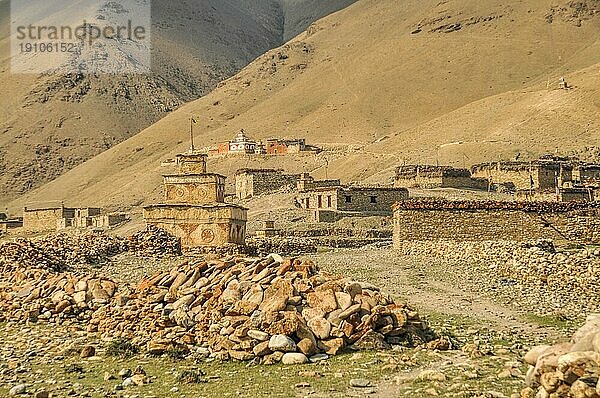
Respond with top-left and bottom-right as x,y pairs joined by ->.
345,195 -> 352,203
370,196 -> 377,204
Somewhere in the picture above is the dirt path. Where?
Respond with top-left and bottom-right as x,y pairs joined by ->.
310,247 -> 568,343
308,247 -> 573,397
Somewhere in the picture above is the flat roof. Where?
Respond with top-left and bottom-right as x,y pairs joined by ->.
144,203 -> 248,211
392,198 -> 599,213
300,186 -> 408,193
235,168 -> 285,175
162,173 -> 226,179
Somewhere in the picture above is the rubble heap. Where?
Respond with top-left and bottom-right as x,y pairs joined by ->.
0,267 -> 118,324
244,237 -> 318,257
0,234 -> 127,272
0,227 -> 181,273
0,254 -> 431,363
127,226 -> 182,257
522,314 -> 600,397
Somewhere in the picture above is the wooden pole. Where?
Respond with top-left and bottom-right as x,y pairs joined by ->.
190,118 -> 195,154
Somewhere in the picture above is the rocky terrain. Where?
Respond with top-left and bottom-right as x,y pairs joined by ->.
0,227 -> 590,397
9,0 -> 599,213
398,239 -> 600,318
0,0 -> 356,204
522,314 -> 600,398
0,247 -> 433,362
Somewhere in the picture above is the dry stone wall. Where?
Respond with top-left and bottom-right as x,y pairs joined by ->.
393,200 -> 600,245
235,170 -> 299,199
397,239 -> 600,316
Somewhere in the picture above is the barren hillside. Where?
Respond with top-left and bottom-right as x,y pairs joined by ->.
0,0 -> 355,203
7,0 -> 600,213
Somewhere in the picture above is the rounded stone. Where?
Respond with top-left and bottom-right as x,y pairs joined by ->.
281,352 -> 309,365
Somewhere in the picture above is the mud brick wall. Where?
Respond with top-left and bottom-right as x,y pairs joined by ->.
393,207 -> 600,246
298,188 -> 409,215
395,175 -> 488,190
471,164 -> 572,192
23,207 -> 74,233
338,189 -> 408,213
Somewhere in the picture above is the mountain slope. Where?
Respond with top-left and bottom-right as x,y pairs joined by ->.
0,0 -> 355,203
8,0 -> 600,213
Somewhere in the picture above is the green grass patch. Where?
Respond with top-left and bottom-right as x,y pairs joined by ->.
18,350 -> 412,398
524,313 -> 571,329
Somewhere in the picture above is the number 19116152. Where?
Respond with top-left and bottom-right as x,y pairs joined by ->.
19,42 -> 79,54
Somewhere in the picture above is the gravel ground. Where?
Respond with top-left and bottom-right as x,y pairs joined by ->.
309,247 -> 573,344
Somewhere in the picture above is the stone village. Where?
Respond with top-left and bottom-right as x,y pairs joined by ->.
3,149 -> 600,247
3,137 -> 600,397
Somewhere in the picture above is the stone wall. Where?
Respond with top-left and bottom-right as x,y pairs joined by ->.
235,170 -> 299,199
394,165 -> 487,189
23,207 -> 75,233
393,200 -> 600,246
396,239 -> 600,316
338,188 -> 409,213
297,173 -> 341,192
297,187 -> 408,215
471,162 -> 573,192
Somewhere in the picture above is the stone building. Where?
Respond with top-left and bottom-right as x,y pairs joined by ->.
471,158 -> 573,192
91,213 -> 129,228
265,138 -> 317,155
73,208 -> 102,228
515,187 -> 595,202
23,202 -> 76,233
23,203 -> 126,232
0,218 -> 23,233
255,220 -> 279,238
235,169 -> 299,199
228,130 -> 257,154
394,165 -> 488,190
392,199 -> 600,246
573,164 -> 600,186
144,152 -> 247,247
297,173 -> 341,192
296,186 -> 409,222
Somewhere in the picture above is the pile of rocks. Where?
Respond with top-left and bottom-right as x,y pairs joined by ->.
398,239 -> 600,316
1,254 -> 431,363
0,227 -> 181,274
127,226 -> 181,256
0,234 -> 127,272
244,237 -> 318,257
96,254 -> 430,363
522,314 -> 600,397
0,269 -> 119,324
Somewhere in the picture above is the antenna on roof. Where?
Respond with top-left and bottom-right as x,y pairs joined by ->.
190,117 -> 197,154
